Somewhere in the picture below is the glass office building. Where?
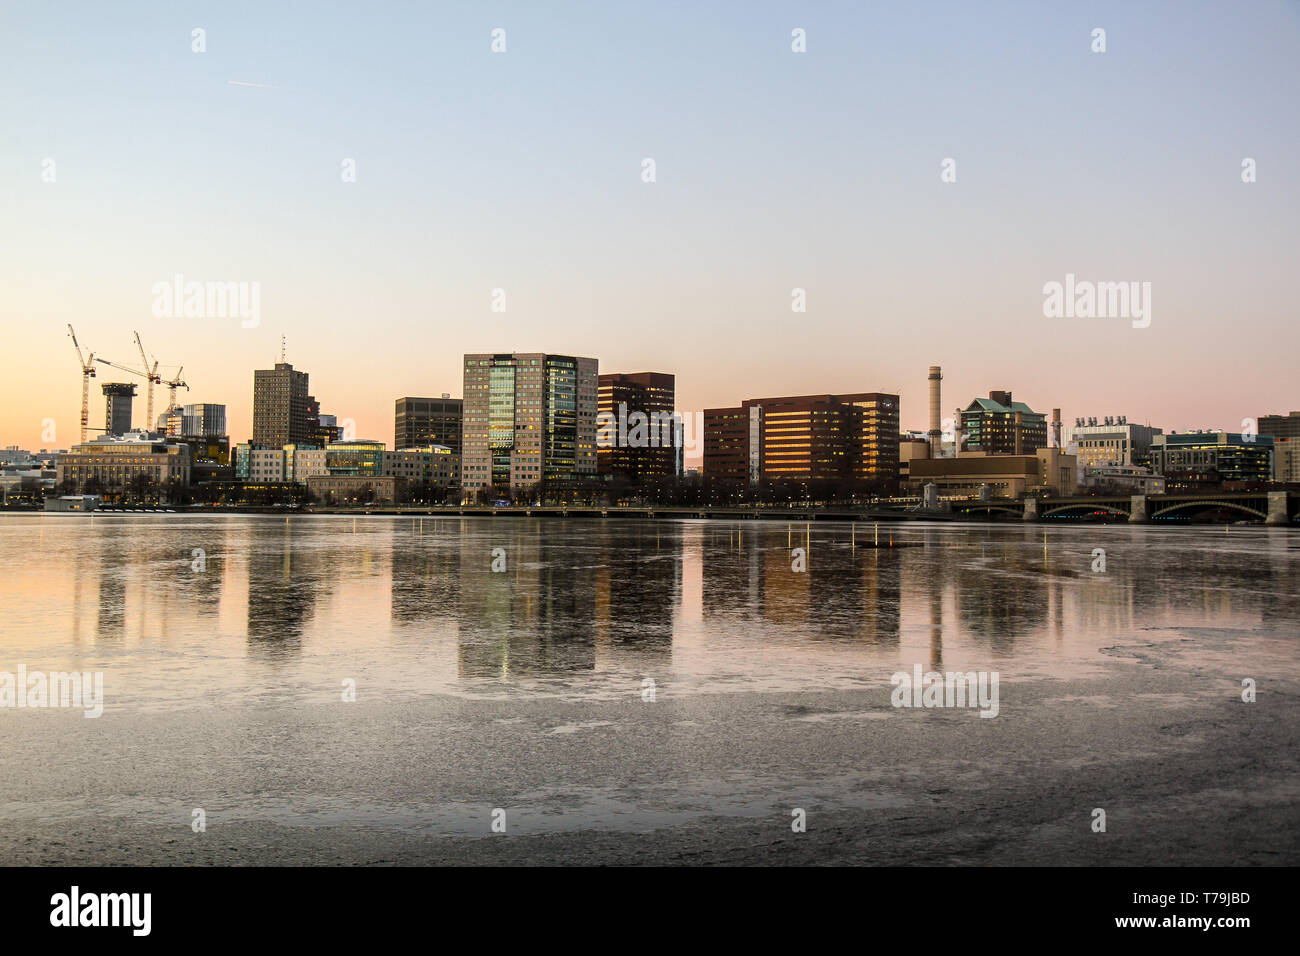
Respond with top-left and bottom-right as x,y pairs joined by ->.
461,353 -> 598,492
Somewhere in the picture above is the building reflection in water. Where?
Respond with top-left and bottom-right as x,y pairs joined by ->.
457,521 -> 592,677
246,520 -> 325,659
455,520 -> 684,678
94,527 -> 126,641
699,524 -> 900,647
593,522 -> 679,661
954,537 -> 1048,656
390,521 -> 461,625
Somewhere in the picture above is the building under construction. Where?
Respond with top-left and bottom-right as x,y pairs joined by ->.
101,383 -> 136,436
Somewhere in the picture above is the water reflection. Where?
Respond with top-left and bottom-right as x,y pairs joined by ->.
2,517 -> 1295,704
246,521 -> 327,658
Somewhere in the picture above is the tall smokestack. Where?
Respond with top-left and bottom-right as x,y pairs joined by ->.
1051,408 -> 1062,450
928,365 -> 942,458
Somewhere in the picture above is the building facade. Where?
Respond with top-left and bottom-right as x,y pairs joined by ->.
597,372 -> 677,482
1080,464 -> 1167,494
234,441 -> 458,489
395,396 -> 463,453
1061,417 -> 1162,468
252,362 -> 312,447
306,475 -> 405,505
461,353 -> 598,492
57,431 -> 192,496
235,444 -> 327,484
907,449 -> 1077,497
1149,432 -> 1274,484
181,403 -> 227,438
704,392 -> 900,488
381,446 -> 458,487
702,406 -> 753,482
102,383 -> 137,436
1273,438 -> 1300,482
1259,411 -> 1300,440
960,391 -> 1047,455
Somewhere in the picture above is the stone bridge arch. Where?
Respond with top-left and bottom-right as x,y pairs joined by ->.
1150,499 -> 1268,520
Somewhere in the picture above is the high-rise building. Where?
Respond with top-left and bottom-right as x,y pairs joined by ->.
253,363 -> 312,447
461,352 -> 598,491
702,406 -> 754,482
959,391 -> 1047,455
597,372 -> 677,482
704,392 -> 900,487
395,396 -> 463,453
102,383 -> 136,436
180,404 -> 227,438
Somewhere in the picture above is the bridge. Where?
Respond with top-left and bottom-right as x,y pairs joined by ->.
950,490 -> 1297,525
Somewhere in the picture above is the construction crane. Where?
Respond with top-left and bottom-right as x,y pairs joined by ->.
67,324 -> 97,443
161,367 -> 189,428
133,331 -> 162,430
95,358 -> 188,433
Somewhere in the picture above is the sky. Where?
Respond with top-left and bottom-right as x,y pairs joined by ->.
2,0 -> 1298,455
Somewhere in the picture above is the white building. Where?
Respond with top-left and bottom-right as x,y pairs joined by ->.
1061,417 -> 1162,469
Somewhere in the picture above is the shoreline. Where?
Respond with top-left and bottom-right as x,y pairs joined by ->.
5,506 -> 1293,527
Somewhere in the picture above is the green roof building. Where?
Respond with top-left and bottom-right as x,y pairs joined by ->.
960,391 -> 1047,455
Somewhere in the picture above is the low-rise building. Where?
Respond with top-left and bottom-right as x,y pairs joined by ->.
306,475 -> 405,505
1149,432 -> 1273,485
44,494 -> 101,512
382,445 -> 459,487
57,431 -> 192,498
898,436 -> 930,483
1061,417 -> 1162,468
907,449 -> 1076,497
235,440 -> 458,490
1080,464 -> 1166,494
1,458 -> 57,501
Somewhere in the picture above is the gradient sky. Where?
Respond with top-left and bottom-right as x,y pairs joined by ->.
2,0 -> 1298,455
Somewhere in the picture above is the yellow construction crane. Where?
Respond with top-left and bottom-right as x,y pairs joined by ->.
67,324 -> 97,443
133,331 -> 162,430
163,366 -> 188,413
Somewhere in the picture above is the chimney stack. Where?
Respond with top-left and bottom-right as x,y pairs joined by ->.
928,366 -> 942,458
1051,408 -> 1062,450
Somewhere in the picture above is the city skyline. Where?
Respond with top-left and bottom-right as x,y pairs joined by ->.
9,337 -> 1299,462
3,2 -> 1298,451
